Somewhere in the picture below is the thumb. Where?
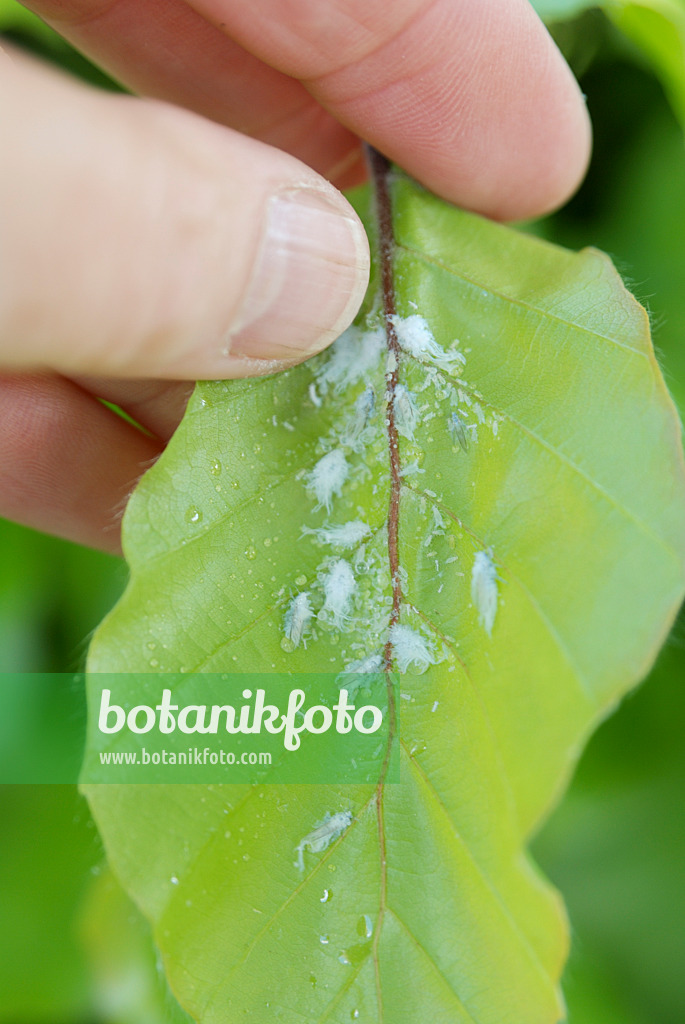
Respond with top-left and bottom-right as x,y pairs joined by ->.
0,51 -> 370,380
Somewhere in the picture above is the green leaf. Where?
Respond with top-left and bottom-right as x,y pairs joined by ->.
0,0 -> 67,46
0,786 -> 97,1022
609,0 -> 685,125
535,85 -> 685,1024
531,0 -> 598,18
84,169 -> 685,1023
531,0 -> 685,128
81,867 -> 192,1024
535,611 -> 685,1023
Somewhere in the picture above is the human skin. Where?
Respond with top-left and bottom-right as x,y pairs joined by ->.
0,0 -> 591,552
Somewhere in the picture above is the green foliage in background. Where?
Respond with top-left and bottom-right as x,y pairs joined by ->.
2,1 -> 685,1022
533,0 -> 685,125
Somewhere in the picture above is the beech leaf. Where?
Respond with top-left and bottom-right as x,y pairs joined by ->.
84,164 -> 685,1023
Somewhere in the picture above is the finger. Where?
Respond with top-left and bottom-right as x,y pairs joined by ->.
0,52 -> 370,380
0,374 -> 163,552
67,377 -> 194,442
24,0 -> 591,219
187,0 -> 592,219
22,0 -> 366,188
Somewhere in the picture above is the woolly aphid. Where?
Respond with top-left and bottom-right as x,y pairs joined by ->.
346,385 -> 376,447
306,449 -> 349,512
471,550 -> 499,636
295,810 -> 353,872
315,326 -> 384,393
389,314 -> 464,371
389,623 -> 436,674
319,559 -> 356,628
337,652 -> 384,697
394,385 -> 420,442
283,592 -> 313,648
448,412 -> 469,452
301,520 -> 371,550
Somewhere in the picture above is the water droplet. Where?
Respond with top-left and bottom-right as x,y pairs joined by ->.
263,537 -> 272,547
295,574 -> 307,587
320,889 -> 332,903
149,658 -> 159,669
280,637 -> 296,653
210,459 -> 222,475
338,952 -> 351,965
244,544 -> 257,560
309,974 -> 317,988
319,935 -> 329,945
185,506 -> 202,524
146,641 -> 156,651
352,1011 -> 360,1020
357,914 -> 373,939
170,876 -> 179,885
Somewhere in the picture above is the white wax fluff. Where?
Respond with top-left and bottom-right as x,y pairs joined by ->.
320,559 -> 356,628
283,592 -> 313,648
471,550 -> 498,635
389,623 -> 435,674
306,449 -> 349,511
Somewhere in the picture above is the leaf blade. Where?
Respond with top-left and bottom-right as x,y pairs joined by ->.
85,171 -> 685,1023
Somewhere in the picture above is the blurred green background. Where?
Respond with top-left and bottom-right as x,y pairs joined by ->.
1,3 -> 684,1022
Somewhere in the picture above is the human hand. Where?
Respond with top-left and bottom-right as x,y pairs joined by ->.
0,0 -> 590,552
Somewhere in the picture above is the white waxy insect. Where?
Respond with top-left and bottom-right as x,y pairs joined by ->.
306,449 -> 349,511
394,385 -> 419,442
308,382 -> 322,408
315,326 -> 384,393
319,559 -> 356,627
337,652 -> 384,696
346,385 -> 376,447
389,314 -> 464,370
295,810 -> 353,872
283,592 -> 313,648
448,412 -> 469,452
342,652 -> 383,675
432,506 -> 445,530
301,520 -> 371,549
389,623 -> 436,674
471,550 -> 499,636
400,460 -> 424,477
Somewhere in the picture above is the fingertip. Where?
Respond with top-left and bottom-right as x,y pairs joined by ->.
224,185 -> 370,368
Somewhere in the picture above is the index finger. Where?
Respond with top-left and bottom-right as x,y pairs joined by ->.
24,0 -> 590,219
186,0 -> 592,220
